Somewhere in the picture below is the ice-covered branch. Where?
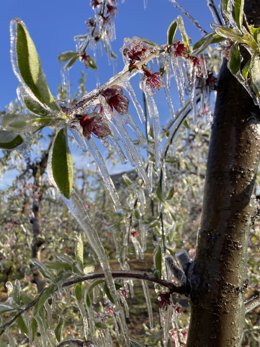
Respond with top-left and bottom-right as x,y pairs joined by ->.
70,48 -> 162,115
0,271 -> 187,335
63,270 -> 187,294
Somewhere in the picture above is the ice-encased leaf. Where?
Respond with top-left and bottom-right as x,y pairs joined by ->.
17,86 -> 52,117
228,43 -> 241,76
58,51 -> 79,62
17,315 -> 29,336
10,18 -> 59,111
167,20 -> 178,45
76,234 -> 84,267
234,0 -> 244,29
50,128 -> 74,199
251,55 -> 260,102
1,113 -> 51,133
0,130 -> 23,149
192,32 -> 224,55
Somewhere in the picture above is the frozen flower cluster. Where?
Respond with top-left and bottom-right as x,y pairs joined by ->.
122,37 -> 154,67
78,85 -> 129,139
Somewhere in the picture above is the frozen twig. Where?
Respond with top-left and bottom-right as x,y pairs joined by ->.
0,270 -> 187,335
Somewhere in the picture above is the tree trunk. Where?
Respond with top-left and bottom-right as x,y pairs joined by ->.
187,2 -> 260,346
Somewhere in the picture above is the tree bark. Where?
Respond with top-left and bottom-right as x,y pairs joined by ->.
187,3 -> 260,346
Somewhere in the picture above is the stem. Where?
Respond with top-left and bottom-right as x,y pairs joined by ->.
70,49 -> 162,115
0,271 -> 187,335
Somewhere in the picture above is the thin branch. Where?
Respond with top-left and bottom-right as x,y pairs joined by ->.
63,271 -> 186,294
0,270 -> 187,335
71,49 -> 162,116
170,0 -> 208,35
207,0 -> 223,25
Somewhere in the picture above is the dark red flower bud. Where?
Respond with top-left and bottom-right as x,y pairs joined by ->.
101,85 -> 129,115
80,114 -> 111,139
158,292 -> 171,309
172,41 -> 187,57
130,229 -> 140,238
91,0 -> 101,8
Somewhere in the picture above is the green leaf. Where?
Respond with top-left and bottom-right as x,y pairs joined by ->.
11,18 -> 59,111
1,113 -> 51,133
166,187 -> 175,200
30,318 -> 38,342
75,234 -> 84,267
75,282 -> 84,302
0,130 -> 23,149
86,279 -> 104,306
54,318 -> 64,342
154,245 -> 162,278
193,32 -> 224,54
221,0 -> 232,20
23,93 -> 52,117
177,16 -> 190,48
86,55 -> 97,69
51,128 -> 74,198
31,259 -> 52,279
65,55 -> 79,69
234,0 -> 244,29
0,304 -> 15,313
34,285 -> 56,314
250,55 -> 260,99
104,283 -> 114,303
167,20 -> 178,45
228,43 -> 241,75
58,51 -> 79,62
215,26 -> 257,49
130,339 -> 145,347
17,316 -> 29,335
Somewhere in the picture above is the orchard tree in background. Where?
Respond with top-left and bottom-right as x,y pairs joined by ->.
0,0 -> 260,346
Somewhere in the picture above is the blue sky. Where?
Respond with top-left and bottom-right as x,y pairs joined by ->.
0,0 -> 218,109
0,1 -> 219,188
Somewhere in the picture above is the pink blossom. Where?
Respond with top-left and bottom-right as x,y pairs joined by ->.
101,85 -> 129,114
172,41 -> 187,58
79,114 -> 111,139
145,72 -> 162,91
122,38 -> 151,64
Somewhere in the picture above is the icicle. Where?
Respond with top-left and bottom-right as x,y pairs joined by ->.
123,81 -> 145,123
123,113 -> 145,145
142,87 -> 161,170
120,291 -> 130,318
141,280 -> 154,329
171,58 -> 186,105
60,65 -> 71,103
139,220 -> 147,255
131,233 -> 142,258
62,191 -> 129,346
62,190 -> 118,301
106,136 -> 128,163
189,67 -> 197,122
70,127 -> 121,210
143,0 -> 148,9
162,56 -> 176,120
159,305 -> 173,347
109,115 -> 150,188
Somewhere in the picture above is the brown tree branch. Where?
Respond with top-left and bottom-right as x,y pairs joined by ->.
0,270 -> 186,335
